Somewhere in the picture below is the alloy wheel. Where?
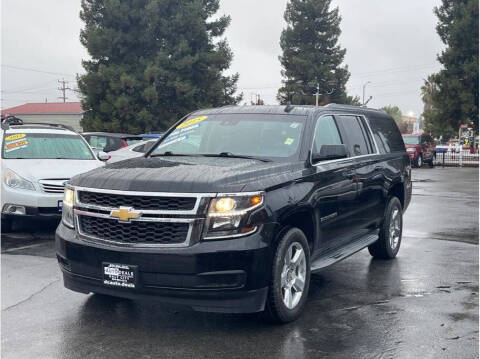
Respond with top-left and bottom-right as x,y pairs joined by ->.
280,242 -> 307,309
389,208 -> 401,250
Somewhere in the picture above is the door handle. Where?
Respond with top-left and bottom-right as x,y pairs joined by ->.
374,165 -> 382,171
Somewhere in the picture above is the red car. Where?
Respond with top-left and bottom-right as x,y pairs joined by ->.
402,134 -> 436,168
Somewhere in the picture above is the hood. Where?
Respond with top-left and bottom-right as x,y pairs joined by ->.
2,159 -> 104,182
69,156 -> 306,193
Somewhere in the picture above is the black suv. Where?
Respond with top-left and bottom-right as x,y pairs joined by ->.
56,105 -> 411,323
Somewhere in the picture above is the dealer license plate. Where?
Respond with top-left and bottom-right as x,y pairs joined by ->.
103,263 -> 137,289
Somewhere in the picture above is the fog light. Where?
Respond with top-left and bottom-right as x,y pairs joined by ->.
2,204 -> 26,215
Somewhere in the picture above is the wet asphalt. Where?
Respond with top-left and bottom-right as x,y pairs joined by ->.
1,167 -> 478,359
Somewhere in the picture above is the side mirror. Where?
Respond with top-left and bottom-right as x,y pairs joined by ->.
97,151 -> 110,162
312,144 -> 348,163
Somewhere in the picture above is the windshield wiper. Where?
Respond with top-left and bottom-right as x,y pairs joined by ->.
201,152 -> 272,162
150,151 -> 198,158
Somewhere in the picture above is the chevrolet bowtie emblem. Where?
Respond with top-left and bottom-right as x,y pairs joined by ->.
110,206 -> 141,223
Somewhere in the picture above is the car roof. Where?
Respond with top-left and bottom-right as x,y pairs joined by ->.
3,126 -> 77,135
192,104 -> 384,117
81,132 -> 140,138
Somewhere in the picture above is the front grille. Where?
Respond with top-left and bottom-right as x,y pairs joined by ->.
78,215 -> 189,245
40,183 -> 65,193
78,191 -> 196,211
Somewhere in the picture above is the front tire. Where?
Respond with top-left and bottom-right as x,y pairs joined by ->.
265,227 -> 311,323
368,197 -> 403,259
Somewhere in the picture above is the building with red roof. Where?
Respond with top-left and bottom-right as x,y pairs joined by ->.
1,102 -> 84,131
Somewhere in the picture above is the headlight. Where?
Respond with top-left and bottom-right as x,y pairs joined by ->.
3,169 -> 35,191
406,148 -> 416,153
62,188 -> 75,228
204,193 -> 264,240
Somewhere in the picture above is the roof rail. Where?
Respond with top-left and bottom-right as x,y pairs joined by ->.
22,122 -> 76,132
0,117 -> 76,132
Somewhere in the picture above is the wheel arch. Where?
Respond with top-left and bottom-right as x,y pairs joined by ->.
276,207 -> 319,253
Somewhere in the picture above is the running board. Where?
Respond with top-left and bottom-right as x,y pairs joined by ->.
310,232 -> 379,273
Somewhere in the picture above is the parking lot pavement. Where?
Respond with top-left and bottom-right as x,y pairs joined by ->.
1,167 -> 478,359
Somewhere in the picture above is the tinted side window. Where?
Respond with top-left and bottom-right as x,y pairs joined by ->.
313,115 -> 342,153
368,115 -> 405,153
335,115 -> 370,156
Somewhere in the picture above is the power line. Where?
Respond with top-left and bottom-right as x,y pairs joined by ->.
2,65 -> 76,78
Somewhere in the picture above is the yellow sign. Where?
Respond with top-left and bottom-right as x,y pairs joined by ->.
5,133 -> 26,141
177,116 -> 207,129
110,207 -> 141,222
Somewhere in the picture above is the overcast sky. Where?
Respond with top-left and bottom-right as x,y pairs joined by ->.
1,0 -> 444,117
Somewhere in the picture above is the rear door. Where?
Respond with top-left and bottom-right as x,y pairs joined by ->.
335,115 -> 384,234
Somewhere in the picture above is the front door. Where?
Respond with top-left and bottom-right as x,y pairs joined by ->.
308,115 -> 359,255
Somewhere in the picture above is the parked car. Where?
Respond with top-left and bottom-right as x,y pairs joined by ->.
82,132 -> 143,152
107,139 -> 157,163
1,119 -> 107,232
56,105 -> 411,323
402,133 -> 436,168
138,133 -> 164,139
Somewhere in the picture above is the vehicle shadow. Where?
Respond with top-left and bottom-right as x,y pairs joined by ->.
56,255 -> 403,359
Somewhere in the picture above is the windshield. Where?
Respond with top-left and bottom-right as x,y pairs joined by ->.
402,136 -> 420,145
3,132 -> 94,160
150,114 -> 305,160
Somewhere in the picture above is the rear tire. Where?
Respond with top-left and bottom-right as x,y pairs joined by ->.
368,197 -> 403,259
428,154 -> 435,168
265,227 -> 311,323
414,154 -> 423,168
1,218 -> 12,233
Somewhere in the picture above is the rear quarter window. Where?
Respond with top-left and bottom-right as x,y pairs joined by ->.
367,115 -> 405,154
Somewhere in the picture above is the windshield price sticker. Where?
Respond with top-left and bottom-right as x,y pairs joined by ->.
5,133 -> 26,141
158,135 -> 189,149
5,139 -> 29,152
177,116 -> 207,130
284,138 -> 295,145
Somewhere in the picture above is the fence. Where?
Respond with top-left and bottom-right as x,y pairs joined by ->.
435,150 -> 479,167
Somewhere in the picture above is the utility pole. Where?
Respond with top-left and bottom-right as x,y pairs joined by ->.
314,83 -> 320,106
58,78 -> 71,103
362,81 -> 371,106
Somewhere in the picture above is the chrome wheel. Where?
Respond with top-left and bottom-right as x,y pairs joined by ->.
281,242 -> 306,309
389,208 -> 401,250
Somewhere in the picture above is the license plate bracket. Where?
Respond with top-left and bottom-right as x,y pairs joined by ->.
102,262 -> 138,289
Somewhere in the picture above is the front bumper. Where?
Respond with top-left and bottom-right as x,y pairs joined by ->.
55,222 -> 275,313
1,185 -> 62,219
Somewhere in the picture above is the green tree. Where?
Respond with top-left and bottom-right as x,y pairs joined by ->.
78,0 -> 242,133
277,0 -> 355,105
421,75 -> 456,139
422,0 -> 478,137
380,105 -> 403,125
